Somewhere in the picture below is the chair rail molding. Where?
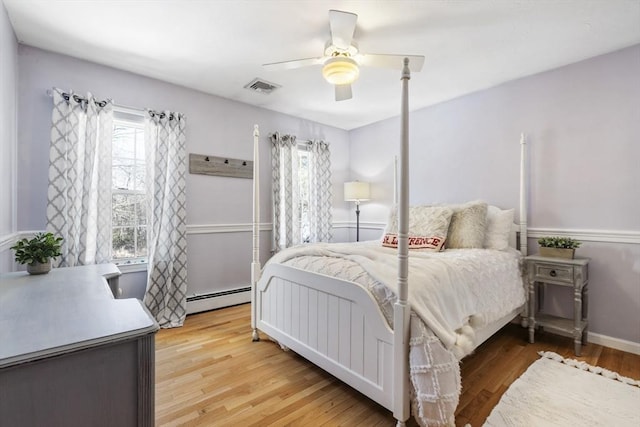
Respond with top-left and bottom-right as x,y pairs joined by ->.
185,222 -> 385,234
186,223 -> 272,235
527,228 -> 640,245
7,226 -> 639,245
0,232 -> 19,252
336,224 -> 640,245
332,221 -> 386,230
331,221 -> 351,229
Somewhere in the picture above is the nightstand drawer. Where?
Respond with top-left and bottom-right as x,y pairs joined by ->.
534,264 -> 573,284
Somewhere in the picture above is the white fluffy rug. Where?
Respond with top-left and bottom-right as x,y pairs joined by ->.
483,351 -> 640,427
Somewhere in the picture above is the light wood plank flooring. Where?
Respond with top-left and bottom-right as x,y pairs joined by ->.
156,304 -> 640,426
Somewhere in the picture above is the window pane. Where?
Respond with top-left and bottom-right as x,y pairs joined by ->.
113,158 -> 135,190
112,227 -> 135,259
113,126 -> 135,158
112,122 -> 146,261
135,129 -> 145,159
137,227 -> 147,257
298,150 -> 311,242
134,161 -> 145,190
136,198 -> 147,225
112,194 -> 136,226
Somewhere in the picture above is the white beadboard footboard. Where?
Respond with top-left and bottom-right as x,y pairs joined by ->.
256,263 -> 395,410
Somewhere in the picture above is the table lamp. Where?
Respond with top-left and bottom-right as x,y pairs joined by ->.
344,181 -> 371,242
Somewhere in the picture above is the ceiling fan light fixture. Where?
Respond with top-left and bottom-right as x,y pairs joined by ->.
322,56 -> 359,85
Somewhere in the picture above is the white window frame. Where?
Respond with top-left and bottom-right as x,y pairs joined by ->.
111,109 -> 147,271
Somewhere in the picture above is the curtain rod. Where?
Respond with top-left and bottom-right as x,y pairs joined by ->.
270,133 -> 329,146
46,89 -> 141,113
45,89 -> 183,119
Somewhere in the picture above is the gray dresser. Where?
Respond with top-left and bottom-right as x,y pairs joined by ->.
0,264 -> 159,427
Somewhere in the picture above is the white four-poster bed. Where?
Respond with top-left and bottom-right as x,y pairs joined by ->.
250,59 -> 528,427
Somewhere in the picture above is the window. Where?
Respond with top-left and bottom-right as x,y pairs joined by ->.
298,146 -> 311,243
111,117 -> 146,261
271,133 -> 331,251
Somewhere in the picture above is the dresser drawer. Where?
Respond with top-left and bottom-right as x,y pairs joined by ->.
533,264 -> 574,284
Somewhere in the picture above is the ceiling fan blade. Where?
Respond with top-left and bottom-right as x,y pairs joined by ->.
263,57 -> 324,71
335,84 -> 352,101
357,54 -> 425,72
329,10 -> 357,50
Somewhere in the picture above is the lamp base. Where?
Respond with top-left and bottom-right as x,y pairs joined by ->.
355,204 -> 360,242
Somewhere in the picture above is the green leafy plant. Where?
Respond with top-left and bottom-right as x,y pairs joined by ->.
10,232 -> 64,265
537,236 -> 581,249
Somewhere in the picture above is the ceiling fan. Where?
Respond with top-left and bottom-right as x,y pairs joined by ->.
263,10 -> 425,101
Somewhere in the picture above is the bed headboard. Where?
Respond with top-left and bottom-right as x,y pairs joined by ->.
507,133 -> 528,255
391,133 -> 529,255
510,222 -> 526,254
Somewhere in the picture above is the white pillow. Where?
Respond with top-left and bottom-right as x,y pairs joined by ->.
484,205 -> 515,250
445,201 -> 488,249
382,205 -> 454,251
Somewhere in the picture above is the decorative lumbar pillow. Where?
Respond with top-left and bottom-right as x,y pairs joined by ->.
382,205 -> 454,251
484,205 -> 515,250
445,201 -> 488,249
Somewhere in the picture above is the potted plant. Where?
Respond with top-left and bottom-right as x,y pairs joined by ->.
10,232 -> 64,275
537,236 -> 581,259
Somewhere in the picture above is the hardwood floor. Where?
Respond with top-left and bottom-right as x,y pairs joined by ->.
156,304 -> 640,426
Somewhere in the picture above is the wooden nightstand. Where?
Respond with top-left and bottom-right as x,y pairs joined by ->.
526,255 -> 590,356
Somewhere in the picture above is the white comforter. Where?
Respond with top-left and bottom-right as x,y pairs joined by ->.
268,241 -> 526,426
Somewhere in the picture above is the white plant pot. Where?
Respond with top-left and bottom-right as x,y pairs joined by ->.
27,259 -> 52,275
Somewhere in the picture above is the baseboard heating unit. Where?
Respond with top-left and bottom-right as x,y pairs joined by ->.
186,287 -> 251,314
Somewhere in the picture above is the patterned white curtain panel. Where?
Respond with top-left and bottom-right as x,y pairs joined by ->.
271,132 -> 301,252
46,88 -> 114,267
143,110 -> 188,328
308,140 -> 332,244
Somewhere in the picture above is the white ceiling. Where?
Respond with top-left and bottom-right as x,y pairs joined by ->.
4,0 -> 640,130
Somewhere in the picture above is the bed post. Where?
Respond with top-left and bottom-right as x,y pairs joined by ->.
393,155 -> 398,205
519,133 -> 528,255
393,58 -> 411,427
251,124 -> 261,342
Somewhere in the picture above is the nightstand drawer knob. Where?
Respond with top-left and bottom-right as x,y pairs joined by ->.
550,270 -> 557,277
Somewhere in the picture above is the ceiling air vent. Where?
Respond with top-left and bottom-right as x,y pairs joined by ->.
244,78 -> 281,94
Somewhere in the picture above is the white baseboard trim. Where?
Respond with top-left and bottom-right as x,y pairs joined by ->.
187,296 -> 638,354
588,332 -> 640,355
186,288 -> 251,315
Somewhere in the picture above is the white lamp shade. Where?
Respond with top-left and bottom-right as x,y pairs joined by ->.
344,181 -> 370,201
322,57 -> 360,85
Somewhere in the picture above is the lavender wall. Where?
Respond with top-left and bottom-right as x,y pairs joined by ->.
0,0 -> 18,272
9,32 -> 639,345
349,45 -> 640,344
16,46 -> 351,297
